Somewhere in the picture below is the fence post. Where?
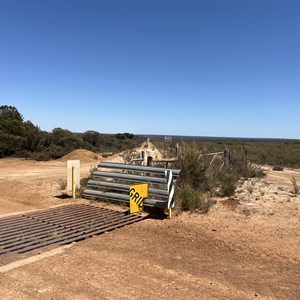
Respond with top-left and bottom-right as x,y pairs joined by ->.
175,142 -> 180,157
147,156 -> 153,166
141,151 -> 145,165
224,149 -> 230,167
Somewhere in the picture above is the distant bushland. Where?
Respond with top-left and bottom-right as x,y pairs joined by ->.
0,105 -> 144,160
1,105 -> 300,168
152,136 -> 300,169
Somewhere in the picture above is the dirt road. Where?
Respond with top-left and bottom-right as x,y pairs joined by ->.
0,157 -> 299,299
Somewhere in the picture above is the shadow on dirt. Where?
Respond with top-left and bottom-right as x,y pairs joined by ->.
54,194 -> 72,199
144,207 -> 169,220
123,207 -> 168,220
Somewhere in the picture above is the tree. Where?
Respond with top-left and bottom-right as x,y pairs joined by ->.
82,131 -> 102,147
23,121 -> 41,152
0,105 -> 25,136
0,105 -> 23,121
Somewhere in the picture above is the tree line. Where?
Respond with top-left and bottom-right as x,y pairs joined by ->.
0,105 -> 143,160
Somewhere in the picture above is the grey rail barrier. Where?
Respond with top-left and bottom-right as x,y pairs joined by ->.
82,162 -> 181,210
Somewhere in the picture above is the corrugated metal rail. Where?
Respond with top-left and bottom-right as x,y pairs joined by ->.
0,204 -> 143,256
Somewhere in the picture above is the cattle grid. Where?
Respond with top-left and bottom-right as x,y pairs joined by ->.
0,204 -> 143,257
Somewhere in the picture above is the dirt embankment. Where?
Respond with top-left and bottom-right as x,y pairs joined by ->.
58,149 -> 102,164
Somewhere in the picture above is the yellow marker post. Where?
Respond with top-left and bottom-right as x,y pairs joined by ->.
72,166 -> 76,199
129,183 -> 148,214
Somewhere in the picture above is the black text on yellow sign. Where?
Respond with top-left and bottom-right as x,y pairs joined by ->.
129,183 -> 148,214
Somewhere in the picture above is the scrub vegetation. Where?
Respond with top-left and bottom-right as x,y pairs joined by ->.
0,105 -> 143,160
174,142 -> 266,212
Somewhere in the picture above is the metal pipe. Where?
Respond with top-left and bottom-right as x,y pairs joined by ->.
87,180 -> 168,196
128,158 -> 143,165
128,151 -> 145,165
198,151 -> 224,157
209,153 -> 218,166
93,171 -> 167,184
98,162 -> 180,176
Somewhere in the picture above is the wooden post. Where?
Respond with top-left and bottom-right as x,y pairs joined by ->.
175,143 -> 179,157
147,156 -> 153,166
224,149 -> 230,167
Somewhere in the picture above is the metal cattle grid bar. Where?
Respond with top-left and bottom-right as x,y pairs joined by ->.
0,204 -> 143,256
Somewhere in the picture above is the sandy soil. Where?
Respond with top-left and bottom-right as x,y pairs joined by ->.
0,150 -> 299,299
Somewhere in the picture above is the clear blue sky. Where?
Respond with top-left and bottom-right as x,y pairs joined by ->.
0,0 -> 299,139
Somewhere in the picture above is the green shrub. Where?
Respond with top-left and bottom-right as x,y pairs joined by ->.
175,142 -> 211,190
177,184 -> 211,213
291,176 -> 299,195
173,142 -> 267,212
58,179 -> 67,190
218,172 -> 237,196
77,166 -> 98,197
229,147 -> 265,179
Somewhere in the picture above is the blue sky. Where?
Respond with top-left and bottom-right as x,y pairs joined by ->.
0,0 -> 299,139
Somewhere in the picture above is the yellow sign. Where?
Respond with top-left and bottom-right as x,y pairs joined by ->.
129,183 -> 148,214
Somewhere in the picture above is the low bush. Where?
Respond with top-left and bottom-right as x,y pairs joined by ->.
218,172 -> 237,197
77,166 -> 98,197
174,142 -> 266,213
177,184 -> 211,213
58,179 -> 67,190
291,176 -> 299,195
176,142 -> 209,190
